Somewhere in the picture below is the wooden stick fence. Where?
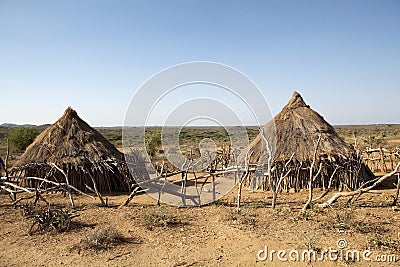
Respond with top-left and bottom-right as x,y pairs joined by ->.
363,147 -> 400,173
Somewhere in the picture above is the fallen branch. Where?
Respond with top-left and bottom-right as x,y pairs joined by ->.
316,163 -> 400,208
119,186 -> 143,207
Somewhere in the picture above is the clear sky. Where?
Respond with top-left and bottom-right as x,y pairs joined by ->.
0,0 -> 399,126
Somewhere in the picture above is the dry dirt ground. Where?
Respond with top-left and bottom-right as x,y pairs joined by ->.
1,185 -> 400,267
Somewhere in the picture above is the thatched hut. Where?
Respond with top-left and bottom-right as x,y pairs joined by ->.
11,107 -> 132,193
248,91 -> 374,191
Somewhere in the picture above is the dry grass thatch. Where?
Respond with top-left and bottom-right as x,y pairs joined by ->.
11,107 -> 133,193
248,91 -> 374,191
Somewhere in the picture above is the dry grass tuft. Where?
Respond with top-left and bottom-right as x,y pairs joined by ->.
143,208 -> 183,229
222,209 -> 257,228
79,226 -> 125,251
366,233 -> 400,252
319,207 -> 390,235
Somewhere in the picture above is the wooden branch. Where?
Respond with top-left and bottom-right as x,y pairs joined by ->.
87,171 -> 105,206
316,163 -> 400,208
311,165 -> 340,203
392,173 -> 400,206
157,161 -> 166,206
180,159 -> 191,207
237,148 -> 253,212
51,163 -> 75,208
272,152 -> 295,209
119,186 -> 141,207
22,177 -> 95,199
4,139 -> 10,178
302,134 -> 322,213
0,186 -> 23,195
3,181 -> 34,194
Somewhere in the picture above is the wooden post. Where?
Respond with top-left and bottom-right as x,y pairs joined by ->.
4,139 -> 10,178
393,173 -> 400,206
88,171 -> 105,206
389,153 -> 394,171
380,148 -> 387,173
237,149 -> 252,212
302,135 -> 322,213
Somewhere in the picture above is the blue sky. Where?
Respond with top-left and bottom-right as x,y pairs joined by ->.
0,0 -> 399,126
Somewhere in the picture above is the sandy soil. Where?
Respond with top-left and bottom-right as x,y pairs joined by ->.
1,186 -> 400,267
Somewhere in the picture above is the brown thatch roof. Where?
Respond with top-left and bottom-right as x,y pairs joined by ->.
248,91 -> 374,191
250,91 -> 355,163
14,107 -> 123,166
12,107 -> 131,192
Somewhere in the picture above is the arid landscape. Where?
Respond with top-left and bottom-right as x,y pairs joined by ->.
1,185 -> 399,266
1,122 -> 400,266
2,1 -> 399,266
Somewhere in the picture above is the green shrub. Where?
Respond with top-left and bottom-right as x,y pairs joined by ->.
8,127 -> 39,150
146,132 -> 161,157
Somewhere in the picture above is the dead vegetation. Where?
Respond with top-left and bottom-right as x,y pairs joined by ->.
367,233 -> 400,253
142,207 -> 185,229
222,209 -> 257,228
1,189 -> 399,266
318,206 -> 391,235
19,203 -> 79,235
78,226 -> 126,252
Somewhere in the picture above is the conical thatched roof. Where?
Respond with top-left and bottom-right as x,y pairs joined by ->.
12,107 -> 131,192
250,91 -> 354,163
248,91 -> 374,190
14,107 -> 123,166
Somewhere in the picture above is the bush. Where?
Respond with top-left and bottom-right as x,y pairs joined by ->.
143,208 -> 181,229
8,127 -> 39,150
80,226 -> 125,251
145,132 -> 161,157
222,209 -> 257,228
20,204 -> 78,235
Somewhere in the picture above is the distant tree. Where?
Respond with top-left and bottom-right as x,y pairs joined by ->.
146,132 -> 162,157
8,127 -> 39,151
